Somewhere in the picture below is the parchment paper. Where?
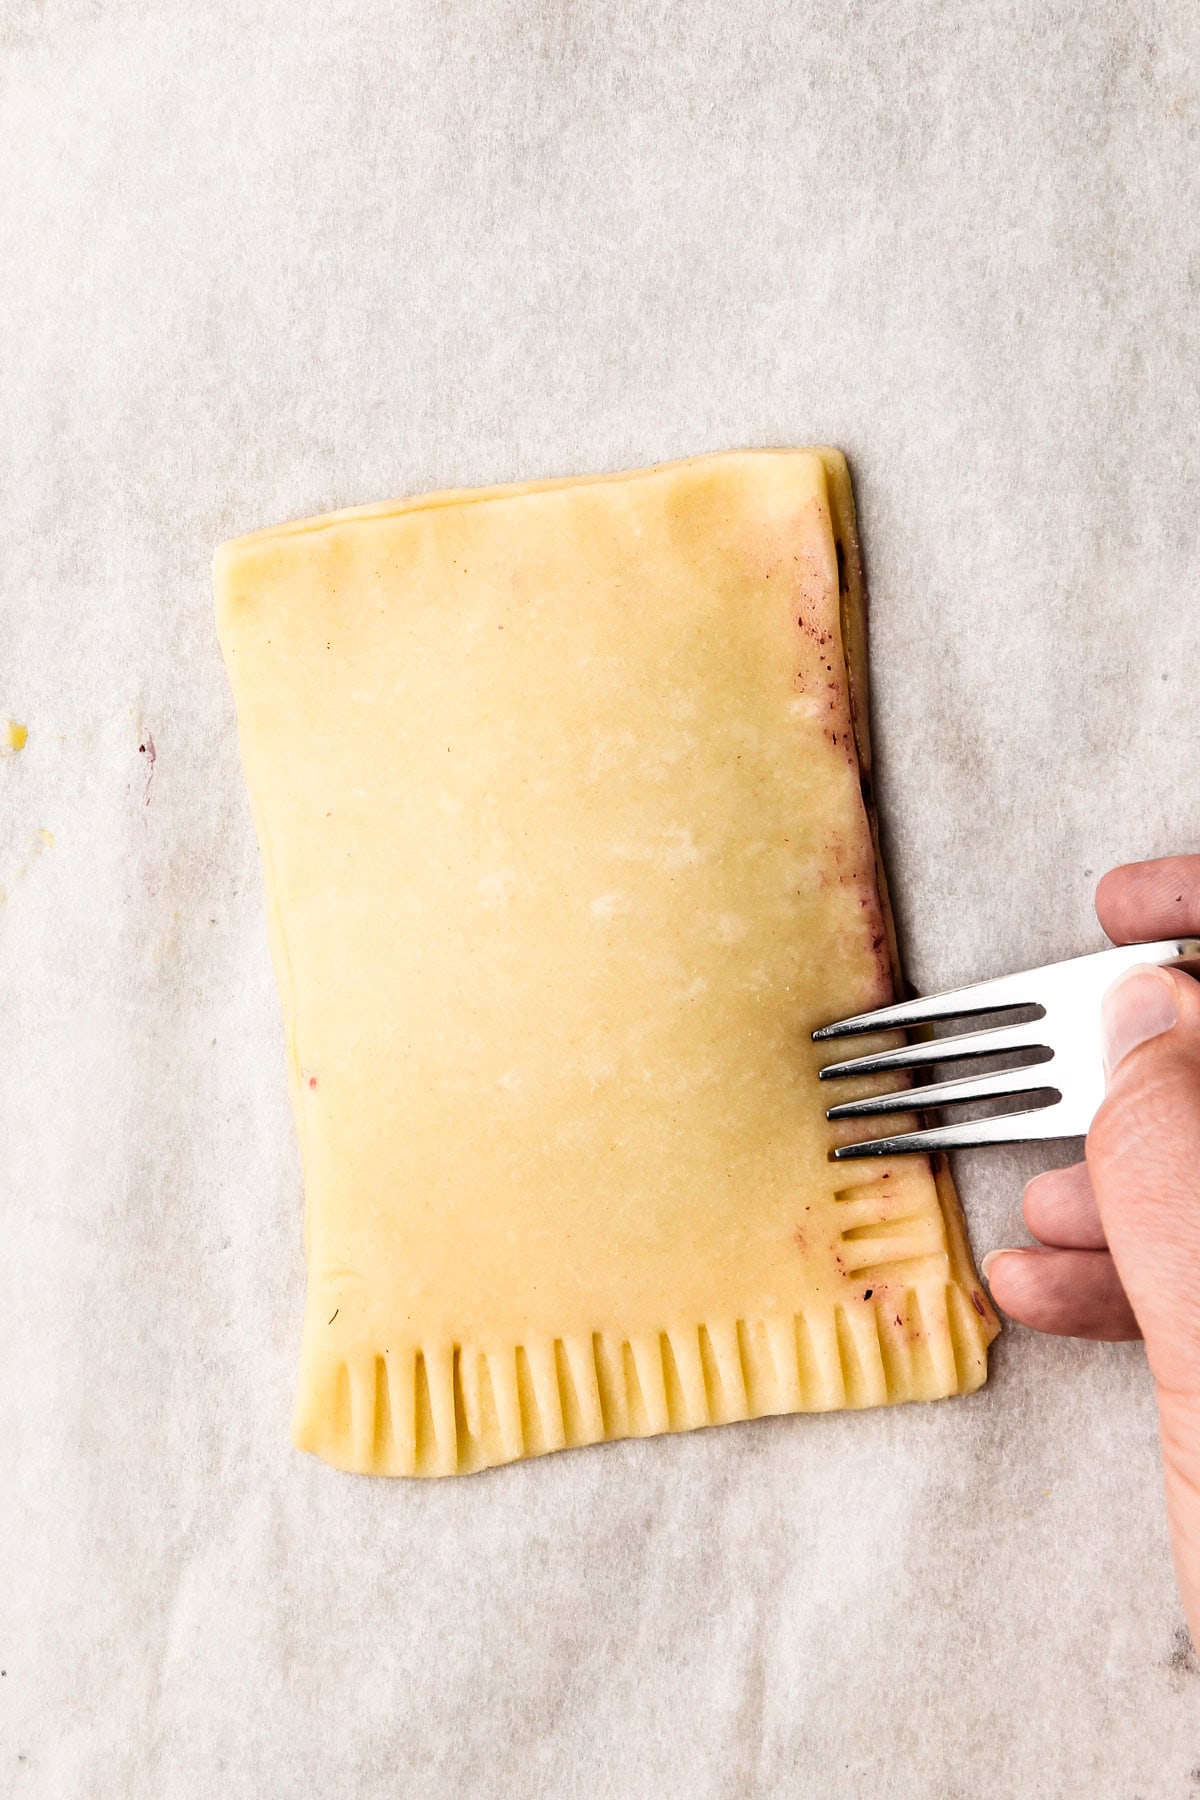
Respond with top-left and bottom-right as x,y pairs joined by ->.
3,2 -> 1200,1794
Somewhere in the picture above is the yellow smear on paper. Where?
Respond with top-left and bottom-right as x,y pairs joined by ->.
1,826 -> 53,904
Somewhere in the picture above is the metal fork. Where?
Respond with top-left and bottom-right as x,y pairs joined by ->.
814,938 -> 1200,1160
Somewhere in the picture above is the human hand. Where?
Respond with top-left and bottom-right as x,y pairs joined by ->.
984,856 -> 1200,1641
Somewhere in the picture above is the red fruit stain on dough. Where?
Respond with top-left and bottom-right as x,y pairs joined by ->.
970,1290 -> 987,1317
308,1075 -> 318,1089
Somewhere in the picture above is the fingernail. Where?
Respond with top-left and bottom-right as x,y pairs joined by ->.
981,1249 -> 1015,1283
1101,964 -> 1178,1079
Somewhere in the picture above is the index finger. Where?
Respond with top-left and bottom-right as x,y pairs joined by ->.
1096,855 -> 1200,944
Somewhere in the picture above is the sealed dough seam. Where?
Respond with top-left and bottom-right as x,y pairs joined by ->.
295,1281 -> 993,1476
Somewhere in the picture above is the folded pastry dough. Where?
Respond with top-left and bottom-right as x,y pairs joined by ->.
215,449 -> 997,1477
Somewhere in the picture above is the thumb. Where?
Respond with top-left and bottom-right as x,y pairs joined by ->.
1089,963 -> 1200,1643
1088,964 -> 1200,1397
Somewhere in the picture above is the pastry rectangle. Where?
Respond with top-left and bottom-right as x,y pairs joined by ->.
215,449 -> 996,1475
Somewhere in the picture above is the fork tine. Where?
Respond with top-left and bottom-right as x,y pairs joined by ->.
824,1066 -> 1060,1121
812,968 -> 1039,1040
818,1020 -> 1048,1081
832,1102 -> 1068,1159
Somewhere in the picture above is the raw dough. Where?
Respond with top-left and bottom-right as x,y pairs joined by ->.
215,449 -> 997,1476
